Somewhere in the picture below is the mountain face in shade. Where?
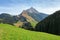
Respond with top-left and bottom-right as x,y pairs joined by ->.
20,7 -> 48,22
35,10 -> 60,35
0,13 -> 18,25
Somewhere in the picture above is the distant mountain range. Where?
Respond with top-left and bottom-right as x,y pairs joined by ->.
0,7 -> 48,29
35,10 -> 60,35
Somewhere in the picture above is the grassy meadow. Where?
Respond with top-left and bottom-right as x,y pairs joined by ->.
0,24 -> 60,40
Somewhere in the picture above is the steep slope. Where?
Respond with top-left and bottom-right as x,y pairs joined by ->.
25,7 -> 48,22
20,10 -> 38,27
0,24 -> 60,40
35,10 -> 60,35
18,7 -> 48,27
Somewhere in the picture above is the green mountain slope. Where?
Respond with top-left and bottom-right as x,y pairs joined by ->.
35,10 -> 60,35
0,24 -> 60,40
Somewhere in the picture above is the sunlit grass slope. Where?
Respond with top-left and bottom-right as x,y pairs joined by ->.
0,24 -> 60,40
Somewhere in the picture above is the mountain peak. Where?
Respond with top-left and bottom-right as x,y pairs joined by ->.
29,7 -> 35,10
26,7 -> 39,13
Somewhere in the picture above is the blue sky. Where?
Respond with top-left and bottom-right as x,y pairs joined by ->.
0,0 -> 60,15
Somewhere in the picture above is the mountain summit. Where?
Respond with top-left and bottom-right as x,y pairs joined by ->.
26,7 -> 39,13
17,7 -> 48,28
20,7 -> 48,22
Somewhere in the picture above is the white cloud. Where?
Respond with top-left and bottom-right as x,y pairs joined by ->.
0,5 -> 31,15
34,7 -> 60,14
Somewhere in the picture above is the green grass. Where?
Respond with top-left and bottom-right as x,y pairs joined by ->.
0,24 -> 60,40
30,21 -> 38,27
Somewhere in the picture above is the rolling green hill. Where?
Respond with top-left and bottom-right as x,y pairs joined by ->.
0,24 -> 60,40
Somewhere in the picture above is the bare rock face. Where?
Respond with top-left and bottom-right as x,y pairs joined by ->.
20,7 -> 48,22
